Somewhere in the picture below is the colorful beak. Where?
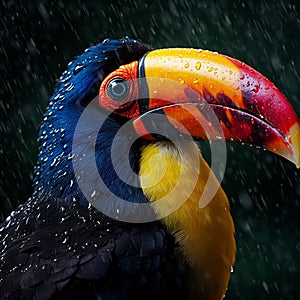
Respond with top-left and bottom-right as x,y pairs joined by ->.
133,48 -> 300,167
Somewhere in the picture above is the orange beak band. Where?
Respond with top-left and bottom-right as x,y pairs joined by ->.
133,48 -> 300,167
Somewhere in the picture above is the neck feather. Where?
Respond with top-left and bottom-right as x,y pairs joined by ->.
139,141 -> 236,300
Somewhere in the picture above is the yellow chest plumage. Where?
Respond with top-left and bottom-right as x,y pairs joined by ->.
139,141 -> 236,300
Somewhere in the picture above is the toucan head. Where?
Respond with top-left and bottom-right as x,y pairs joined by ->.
99,46 -> 300,168
34,38 -> 300,209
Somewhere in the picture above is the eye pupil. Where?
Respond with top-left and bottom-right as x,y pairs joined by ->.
112,83 -> 125,96
107,78 -> 129,101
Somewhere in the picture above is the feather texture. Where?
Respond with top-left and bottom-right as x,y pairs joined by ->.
0,194 -> 188,299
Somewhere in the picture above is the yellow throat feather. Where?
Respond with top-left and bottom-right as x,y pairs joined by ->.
139,141 -> 236,300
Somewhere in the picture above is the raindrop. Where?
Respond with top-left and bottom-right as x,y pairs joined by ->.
262,281 -> 269,294
74,64 -> 85,74
65,83 -> 75,92
50,157 -> 59,168
60,71 -> 72,83
253,84 -> 260,93
184,62 -> 189,68
67,154 -> 75,161
195,61 -> 201,70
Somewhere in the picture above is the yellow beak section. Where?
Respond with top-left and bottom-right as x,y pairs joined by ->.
143,48 -> 244,110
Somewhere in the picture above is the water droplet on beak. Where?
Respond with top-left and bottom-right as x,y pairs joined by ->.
195,61 -> 201,70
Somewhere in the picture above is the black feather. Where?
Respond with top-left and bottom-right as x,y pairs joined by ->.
0,38 -> 189,299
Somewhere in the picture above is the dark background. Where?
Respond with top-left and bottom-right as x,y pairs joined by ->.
1,0 -> 300,298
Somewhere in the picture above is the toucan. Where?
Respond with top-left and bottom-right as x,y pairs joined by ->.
0,38 -> 299,300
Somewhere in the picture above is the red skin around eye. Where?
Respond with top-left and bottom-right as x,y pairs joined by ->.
99,61 -> 141,119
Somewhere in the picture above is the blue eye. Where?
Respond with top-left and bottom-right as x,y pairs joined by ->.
107,78 -> 130,101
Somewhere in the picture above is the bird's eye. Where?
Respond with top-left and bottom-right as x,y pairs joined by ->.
106,78 -> 130,101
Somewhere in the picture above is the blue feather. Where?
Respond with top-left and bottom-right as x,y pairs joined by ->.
32,38 -> 152,207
